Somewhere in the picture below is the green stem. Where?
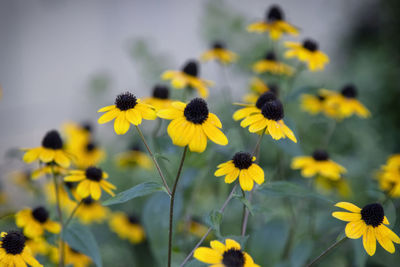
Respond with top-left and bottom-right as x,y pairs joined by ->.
64,201 -> 83,229
51,167 -> 65,267
135,126 -> 172,196
306,236 -> 348,267
168,146 -> 188,267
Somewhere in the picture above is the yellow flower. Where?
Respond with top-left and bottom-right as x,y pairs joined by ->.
143,85 -> 173,111
376,154 -> 400,197
15,207 -> 61,238
314,176 -> 351,198
63,122 -> 92,152
325,84 -> 370,119
215,152 -> 265,191
243,78 -> 278,104
300,89 -> 339,118
97,92 -> 157,135
252,51 -> 293,75
109,212 -> 146,244
291,150 -> 346,180
284,39 -> 329,71
22,130 -> 71,168
158,98 -> 228,153
64,167 -> 116,200
186,219 -> 209,238
162,60 -> 214,98
74,141 -> 106,169
32,164 -> 67,180
201,41 -> 238,65
332,202 -> 400,256
49,243 -> 92,267
233,94 -> 297,143
247,5 -> 298,40
194,238 -> 260,266
115,145 -> 152,170
44,181 -> 77,212
0,231 -> 43,267
25,237 -> 49,257
74,197 -> 109,224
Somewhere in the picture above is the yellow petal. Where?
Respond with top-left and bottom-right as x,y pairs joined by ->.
188,125 -> 207,153
97,105 -> 116,112
157,108 -> 182,120
54,150 -> 70,168
39,149 -> 55,163
193,247 -> 223,264
248,164 -> 265,185
114,112 -> 130,135
239,169 -> 254,191
98,108 -> 120,124
202,121 -> 228,146
44,221 -> 61,234
345,220 -> 365,239
225,239 -> 241,250
90,182 -> 102,200
224,168 -> 240,184
375,225 -> 395,253
363,225 -> 376,256
335,202 -> 361,213
22,148 -> 41,163
210,240 -> 226,254
125,109 -> 142,125
332,212 -> 361,222
77,180 -> 91,198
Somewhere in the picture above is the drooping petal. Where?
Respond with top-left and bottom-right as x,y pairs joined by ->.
345,220 -> 366,239
39,149 -> 55,163
125,109 -> 142,126
332,212 -> 361,222
188,125 -> 207,153
375,225 -> 395,253
248,164 -> 265,185
335,202 -> 361,213
98,108 -> 120,124
202,121 -> 228,146
239,169 -> 254,191
114,112 -> 130,135
363,226 -> 376,256
90,182 -> 102,200
97,105 -> 116,113
193,247 -> 223,264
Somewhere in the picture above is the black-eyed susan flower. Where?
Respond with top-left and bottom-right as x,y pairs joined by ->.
332,202 -> 400,256
143,85 -> 173,111
64,167 -> 115,200
300,89 -> 340,118
376,154 -> 400,197
200,41 -> 237,65
97,92 -> 157,135
109,212 -> 145,244
252,51 -> 293,75
63,122 -> 92,152
74,141 -> 106,169
44,181 -> 77,212
115,144 -> 152,169
157,98 -> 228,153
291,150 -> 346,180
247,5 -> 298,40
234,95 -> 297,143
215,152 -> 265,191
49,243 -> 92,267
16,207 -> 61,238
325,84 -> 370,119
162,60 -> 213,98
74,197 -> 109,224
22,130 -> 71,168
194,238 -> 260,267
0,231 -> 43,267
285,39 -> 329,71
243,78 -> 278,104
186,218 -> 209,238
32,164 -> 67,180
315,176 -> 351,198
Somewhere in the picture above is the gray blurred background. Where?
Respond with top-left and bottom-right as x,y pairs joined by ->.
0,0 -> 376,155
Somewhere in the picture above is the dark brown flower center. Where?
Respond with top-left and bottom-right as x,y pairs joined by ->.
115,92 -> 137,111
81,122 -> 92,132
152,85 -> 170,99
184,98 -> 209,124
42,130 -> 63,149
266,5 -> 284,22
261,99 -> 284,121
312,150 -> 329,161
85,167 -> 103,181
82,197 -> 94,206
303,39 -> 319,52
264,51 -> 276,61
32,206 -> 49,223
213,41 -> 225,49
222,248 -> 245,267
128,214 -> 140,224
255,91 -> 277,109
232,152 -> 253,169
361,203 -> 384,227
341,84 -> 357,98
86,142 -> 97,152
182,60 -> 199,77
1,231 -> 25,255
317,94 -> 326,101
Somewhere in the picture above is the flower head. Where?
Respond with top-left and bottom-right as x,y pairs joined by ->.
157,98 -> 228,153
300,89 -> 340,118
49,242 -> 92,267
16,207 -> 61,238
247,5 -> 298,40
201,41 -> 238,65
109,212 -> 146,244
115,144 -> 152,169
291,149 -> 346,180
64,167 -> 116,200
162,60 -> 214,98
243,78 -> 278,104
97,91 -> 157,135
143,85 -> 173,111
194,238 -> 260,266
285,39 -> 329,71
332,202 -> 400,256
215,152 -> 265,191
252,51 -> 293,75
74,196 -> 109,224
0,231 -> 43,267
233,96 -> 297,143
22,130 -> 71,168
376,154 -> 400,197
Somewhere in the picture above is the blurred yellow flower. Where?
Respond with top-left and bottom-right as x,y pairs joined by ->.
25,237 -> 49,257
49,243 -> 92,267
252,51 -> 293,75
376,154 -> 400,197
74,197 -> 109,224
109,212 -> 145,244
285,39 -> 329,71
201,41 -> 237,65
44,181 -> 77,212
115,145 -> 152,170
15,207 -> 61,238
143,85 -> 173,111
243,78 -> 278,104
315,176 -> 351,198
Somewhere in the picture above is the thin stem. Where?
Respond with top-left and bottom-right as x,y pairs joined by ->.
135,126 -> 172,196
168,146 -> 188,267
180,184 -> 238,267
241,132 -> 265,236
306,236 -> 348,267
64,201 -> 83,229
51,168 -> 65,267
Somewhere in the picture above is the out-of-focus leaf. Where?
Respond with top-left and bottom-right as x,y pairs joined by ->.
290,239 -> 313,267
102,182 -> 165,206
233,194 -> 254,215
205,210 -> 222,237
63,223 -> 102,267
260,181 -> 334,203
383,200 -> 396,225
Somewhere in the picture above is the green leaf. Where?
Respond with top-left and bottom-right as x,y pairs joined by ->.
154,153 -> 171,163
205,210 -> 222,237
233,194 -> 254,215
260,181 -> 334,203
102,182 -> 165,206
63,223 -> 102,267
